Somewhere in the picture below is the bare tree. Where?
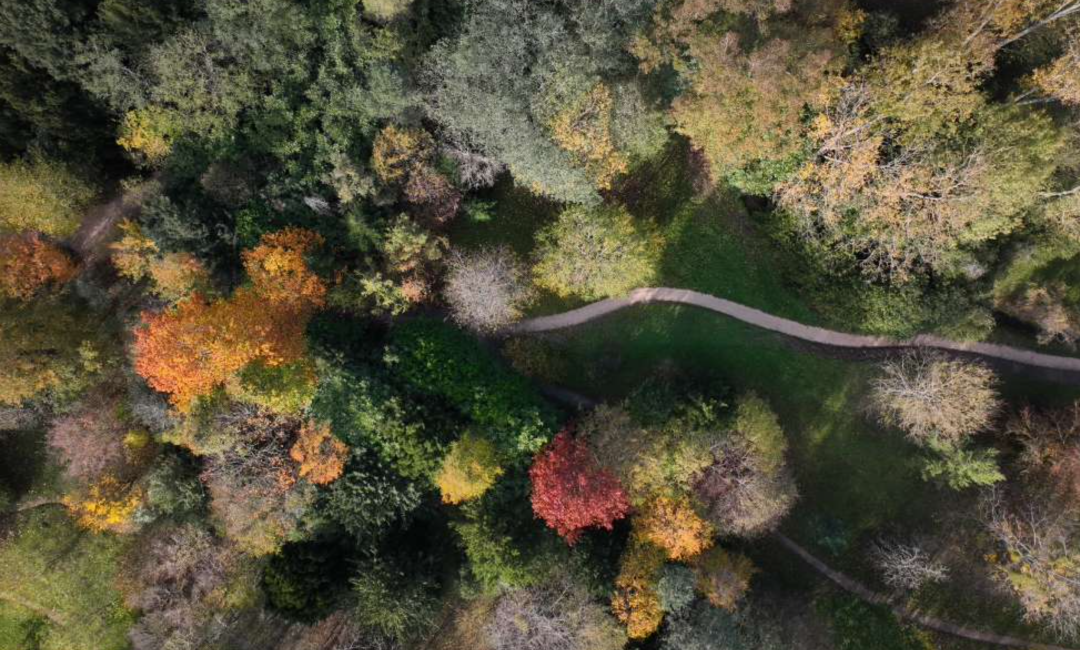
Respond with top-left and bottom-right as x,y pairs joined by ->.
694,442 -> 798,538
870,538 -> 949,591
870,351 -> 1000,446
982,487 -> 1080,639
487,577 -> 626,650
47,389 -> 129,484
444,247 -> 532,333
443,144 -> 506,190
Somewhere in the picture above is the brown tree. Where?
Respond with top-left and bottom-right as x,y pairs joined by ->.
444,247 -> 532,333
870,352 -> 1000,446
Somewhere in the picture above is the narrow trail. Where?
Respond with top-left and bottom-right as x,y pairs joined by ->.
67,181 -> 154,263
774,533 -> 1077,650
508,287 -> 1080,375
534,385 -> 1077,649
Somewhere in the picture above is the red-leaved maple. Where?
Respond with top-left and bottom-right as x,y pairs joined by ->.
529,429 -> 630,544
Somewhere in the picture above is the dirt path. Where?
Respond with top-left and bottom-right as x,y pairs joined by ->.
508,288 -> 1080,374
774,533 -> 1077,650
67,181 -> 153,262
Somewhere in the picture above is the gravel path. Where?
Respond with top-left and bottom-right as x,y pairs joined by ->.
509,287 -> 1080,374
774,533 -> 1077,650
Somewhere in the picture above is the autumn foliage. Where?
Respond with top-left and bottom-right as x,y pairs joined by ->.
436,433 -> 504,504
65,475 -> 143,533
242,228 -> 327,310
0,233 -> 77,299
529,429 -> 631,544
611,539 -> 665,639
290,421 -> 348,485
134,229 -> 325,409
637,496 -> 714,561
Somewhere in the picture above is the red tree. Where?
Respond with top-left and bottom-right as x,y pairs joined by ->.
529,429 -> 630,544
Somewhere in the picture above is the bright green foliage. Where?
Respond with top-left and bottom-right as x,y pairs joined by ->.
0,158 -> 94,236
533,204 -> 659,300
227,359 -> 319,415
389,319 -> 556,457
0,509 -> 134,650
920,440 -> 1004,490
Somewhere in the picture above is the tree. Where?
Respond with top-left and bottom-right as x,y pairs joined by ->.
870,538 -> 949,591
321,448 -> 425,539
436,433 -> 505,504
0,157 -> 95,236
487,577 -> 627,650
983,487 -> 1080,638
0,232 -> 77,299
1010,402 -> 1080,506
533,204 -> 658,300
692,547 -> 756,611
445,247 -> 532,333
123,524 -> 253,650
920,440 -> 1004,490
656,564 -> 696,614
547,82 -> 630,191
290,421 -> 348,485
612,539 -> 666,639
47,388 -> 128,484
242,227 -> 327,311
362,0 -> 413,22
529,429 -> 631,544
199,410 -> 316,555
870,352 -> 1000,446
390,319 -> 555,456
372,124 -> 435,183
133,289 -> 308,409
1031,32 -> 1080,106
64,474 -> 143,533
226,359 -> 319,415
116,106 -> 182,166
0,298 -> 103,407
693,395 -> 797,537
638,496 -> 715,561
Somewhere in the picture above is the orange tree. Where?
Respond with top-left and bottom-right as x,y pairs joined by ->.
0,232 -> 77,299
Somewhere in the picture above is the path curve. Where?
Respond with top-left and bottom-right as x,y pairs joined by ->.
774,533 -> 1077,650
508,288 -> 1080,374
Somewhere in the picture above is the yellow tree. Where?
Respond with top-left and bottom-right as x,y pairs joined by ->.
637,496 -> 714,561
436,433 -> 504,504
0,157 -> 95,237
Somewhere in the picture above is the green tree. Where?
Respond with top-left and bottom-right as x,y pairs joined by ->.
533,204 -> 659,300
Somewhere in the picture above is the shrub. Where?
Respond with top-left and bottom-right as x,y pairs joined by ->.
533,204 -> 658,300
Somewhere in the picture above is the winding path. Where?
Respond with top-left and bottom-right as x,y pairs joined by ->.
509,287 -> 1080,374
774,533 -> 1077,650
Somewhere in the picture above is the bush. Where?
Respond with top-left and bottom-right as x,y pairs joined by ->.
389,319 -> 556,457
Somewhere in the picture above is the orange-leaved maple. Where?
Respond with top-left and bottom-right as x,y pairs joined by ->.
0,232 -> 78,299
243,227 -> 327,310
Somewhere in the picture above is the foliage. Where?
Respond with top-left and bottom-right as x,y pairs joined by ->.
0,298 -> 104,406
611,538 -> 665,639
437,433 -> 504,504
444,247 -> 532,333
0,509 -> 133,650
242,227 -> 327,311
818,593 -> 931,650
0,157 -> 94,236
487,577 -> 627,650
0,233 -> 77,300
226,359 -> 318,415
47,389 -> 128,484
309,364 -> 449,481
533,204 -> 658,300
870,352 -> 1000,446
529,430 -> 631,544
548,83 -> 630,191
64,474 -> 143,533
656,563 -> 696,614
920,439 -> 1004,490
372,124 -> 435,184
290,420 -> 348,485
389,319 -> 555,456
117,106 -> 182,166
1011,402 -> 1080,505
111,219 -> 211,303
352,561 -> 439,643
321,447 -> 425,539
692,547 -> 755,611
637,496 -> 714,561
142,451 -> 207,519
262,541 -> 347,623
134,290 -> 308,409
